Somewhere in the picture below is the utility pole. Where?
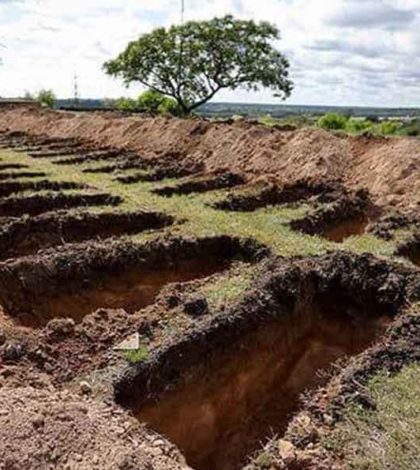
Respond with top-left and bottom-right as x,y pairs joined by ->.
181,0 -> 185,24
73,73 -> 80,107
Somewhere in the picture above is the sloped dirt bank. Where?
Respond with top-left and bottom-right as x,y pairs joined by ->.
0,192 -> 122,217
0,106 -> 418,212
0,209 -> 173,261
0,236 -> 266,327
114,252 -> 417,470
0,386 -> 191,470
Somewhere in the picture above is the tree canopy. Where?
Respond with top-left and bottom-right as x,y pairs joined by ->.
104,15 -> 292,115
36,89 -> 56,108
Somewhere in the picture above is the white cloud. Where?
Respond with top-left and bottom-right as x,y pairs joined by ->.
0,0 -> 419,106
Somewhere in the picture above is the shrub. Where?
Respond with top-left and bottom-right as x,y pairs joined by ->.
317,113 -> 349,130
138,90 -> 181,115
377,120 -> 401,136
115,97 -> 139,112
345,117 -> 373,134
36,89 -> 56,108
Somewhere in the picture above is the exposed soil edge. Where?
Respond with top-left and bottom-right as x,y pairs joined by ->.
114,251 -> 417,408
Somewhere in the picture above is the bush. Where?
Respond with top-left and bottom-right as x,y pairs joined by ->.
36,89 -> 56,108
115,97 -> 139,112
377,120 -> 401,136
114,90 -> 181,115
317,113 -> 349,130
138,90 -> 181,115
345,117 -> 373,134
397,120 -> 420,137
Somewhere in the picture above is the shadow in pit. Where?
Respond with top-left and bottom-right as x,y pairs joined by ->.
0,236 -> 266,328
290,189 -> 375,243
0,192 -> 122,217
114,252 -> 413,470
396,232 -> 420,266
0,210 -> 174,261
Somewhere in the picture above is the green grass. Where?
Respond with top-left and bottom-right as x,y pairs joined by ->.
123,346 -> 149,364
0,148 -> 401,260
324,363 -> 420,470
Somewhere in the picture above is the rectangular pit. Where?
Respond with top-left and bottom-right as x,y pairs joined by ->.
0,192 -> 122,217
0,236 -> 263,328
0,210 -> 173,261
115,254 -> 405,470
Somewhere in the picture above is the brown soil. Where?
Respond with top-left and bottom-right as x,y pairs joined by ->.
0,107 -> 418,212
115,166 -> 192,184
0,163 -> 28,171
0,236 -> 265,327
0,192 -> 122,217
213,179 -> 340,212
396,232 -> 420,266
269,308 -> 420,470
115,252 -> 417,470
0,171 -> 47,181
0,386 -> 191,470
290,189 -> 375,242
0,209 -> 173,261
0,180 -> 87,198
83,160 -> 145,174
53,150 -> 128,166
153,171 -> 245,197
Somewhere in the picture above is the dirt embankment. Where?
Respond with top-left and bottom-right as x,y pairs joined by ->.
0,105 -> 419,212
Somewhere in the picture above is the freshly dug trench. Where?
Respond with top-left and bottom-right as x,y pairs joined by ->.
82,160 -> 145,174
0,236 -> 265,327
52,150 -> 127,166
153,172 -> 246,197
213,180 -> 339,212
0,171 -> 47,181
115,252 -> 413,470
0,192 -> 122,217
396,232 -> 420,266
0,209 -> 173,260
0,180 -> 87,198
0,163 -> 28,171
28,148 -> 86,158
115,167 -> 193,184
290,189 -> 374,242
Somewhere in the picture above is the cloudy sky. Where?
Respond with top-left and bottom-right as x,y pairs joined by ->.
0,0 -> 419,106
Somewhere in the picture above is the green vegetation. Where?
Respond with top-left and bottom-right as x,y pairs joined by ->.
317,112 -> 349,131
199,262 -> 256,310
114,90 -> 181,115
123,346 -> 149,364
104,15 -> 292,115
316,112 -> 419,137
325,363 -> 420,470
36,89 -> 56,108
0,148 -> 397,259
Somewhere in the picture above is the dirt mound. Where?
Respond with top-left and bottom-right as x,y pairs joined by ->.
0,107 -> 419,213
0,386 -> 190,470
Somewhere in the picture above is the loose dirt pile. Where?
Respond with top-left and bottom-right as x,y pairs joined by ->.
0,386 -> 190,470
0,105 -> 418,212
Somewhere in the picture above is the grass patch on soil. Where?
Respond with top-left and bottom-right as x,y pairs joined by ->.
324,363 -> 420,470
199,262 -> 257,310
0,148 -> 399,259
123,346 -> 149,364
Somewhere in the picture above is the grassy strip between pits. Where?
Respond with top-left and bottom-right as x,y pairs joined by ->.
324,363 -> 420,470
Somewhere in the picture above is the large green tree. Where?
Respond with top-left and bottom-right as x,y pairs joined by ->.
104,15 -> 292,115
